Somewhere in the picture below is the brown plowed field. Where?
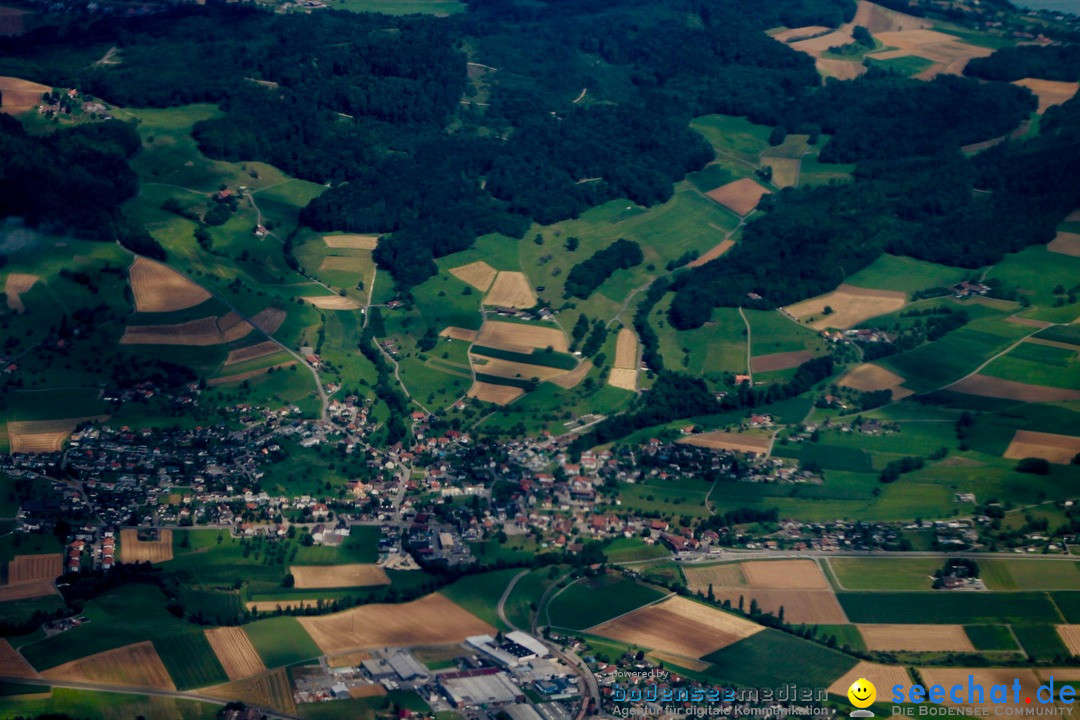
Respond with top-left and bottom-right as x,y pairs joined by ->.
225,341 -> 281,366
1057,626 -> 1080,656
477,321 -> 567,353
1012,78 -> 1079,114
250,308 -> 286,335
918,668 -> 1041,709
469,355 -> 568,382
0,76 -> 50,114
751,350 -> 813,373
205,627 -> 266,681
687,239 -> 734,268
468,382 -> 524,405
817,58 -> 866,80
7,554 -> 62,584
121,315 -> 253,346
290,564 -> 390,589
839,363 -> 914,400
0,639 -> 39,679
785,284 -> 906,330
1004,430 -> 1080,465
678,431 -> 771,454
119,529 -> 173,563
950,374 -> 1080,402
551,360 -> 591,389
205,668 -> 296,715
306,295 -> 362,310
209,362 -> 296,386
4,273 -> 37,312
42,641 -> 176,690
0,579 -> 57,602
218,312 -> 255,342
828,661 -> 910,697
440,326 -> 479,342
858,624 -> 973,652
1049,231 -> 1080,257
1005,316 -> 1053,329
129,257 -> 211,313
297,593 -> 495,655
706,178 -> 771,217
589,595 -> 762,658
449,261 -> 497,291
485,272 -> 537,309
683,564 -> 748,592
8,416 -> 107,453
323,234 -> 378,250
742,559 -> 830,589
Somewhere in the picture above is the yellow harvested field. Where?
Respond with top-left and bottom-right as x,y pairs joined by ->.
0,639 -> 39,679
468,381 -> 524,406
225,341 -> 281,366
485,271 -> 537,309
551,360 -> 592,389
0,76 -> 50,114
469,355 -> 568,382
678,431 -> 771,455
817,58 -> 866,80
784,284 -> 906,330
305,295 -> 362,310
614,329 -> 638,369
762,157 -> 801,188
743,560 -> 830,589
250,308 -> 286,335
449,261 -> 497,291
440,326 -> 478,342
1013,78 -> 1079,114
853,0 -> 932,32
607,368 -> 638,392
209,362 -> 296,386
683,563 -> 748,592
918,668 -> 1042,709
246,599 -> 325,612
839,363 -> 914,400
871,29 -> 991,79
950,374 -> 1080,402
589,595 -> 762,658
121,314 -> 255,346
687,239 -> 735,268
298,593 -> 495,655
1049,231 -> 1080,257
290,564 -> 390,589
205,627 -> 266,681
0,578 -> 57,602
327,651 -> 372,668
711,588 -> 847,624
4,273 -> 37,312
706,178 -> 771,217
751,350 -> 813,373
477,321 -> 568,353
790,29 -> 855,56
320,256 -> 367,272
323,234 -> 378,250
1057,627 -> 1080,657
119,529 -> 173,563
829,661 -> 910,697
858,624 -> 973,652
129,257 -> 211,313
7,554 -> 62,584
8,416 -> 107,454
205,668 -> 296,715
1004,430 -> 1080,465
42,641 -> 176,690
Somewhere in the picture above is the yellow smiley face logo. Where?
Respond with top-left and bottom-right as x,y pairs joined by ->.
848,678 -> 876,709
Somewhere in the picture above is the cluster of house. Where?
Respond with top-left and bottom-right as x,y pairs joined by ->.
37,88 -> 113,120
820,327 -> 893,344
66,528 -> 114,573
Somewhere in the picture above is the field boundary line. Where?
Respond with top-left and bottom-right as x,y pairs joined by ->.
582,589 -> 675,633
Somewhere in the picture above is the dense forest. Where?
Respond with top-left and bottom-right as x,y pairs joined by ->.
564,238 -> 643,299
965,44 -> 1080,82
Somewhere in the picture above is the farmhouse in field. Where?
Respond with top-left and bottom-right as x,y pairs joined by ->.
952,281 -> 990,298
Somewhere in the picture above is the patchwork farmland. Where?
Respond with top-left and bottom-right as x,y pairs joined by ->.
684,560 -> 848,624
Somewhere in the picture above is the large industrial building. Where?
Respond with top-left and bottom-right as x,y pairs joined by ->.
437,668 -> 525,708
465,631 -> 550,667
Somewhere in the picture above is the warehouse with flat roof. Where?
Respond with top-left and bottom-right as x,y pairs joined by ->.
438,668 -> 524,708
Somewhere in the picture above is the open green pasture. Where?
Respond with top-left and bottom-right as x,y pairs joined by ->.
547,574 -> 667,630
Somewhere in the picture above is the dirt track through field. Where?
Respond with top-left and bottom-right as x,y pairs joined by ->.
485,271 -> 537,309
42,641 -> 177,690
858,624 -> 973,651
678,431 -> 771,454
950,374 -> 1080,402
205,627 -> 266,681
129,257 -> 211,313
298,593 -> 495,654
1004,430 -> 1080,465
119,529 -> 173,563
706,178 -> 771,216
290,564 -> 390,589
4,273 -> 38,312
589,596 -> 762,658
8,416 -> 108,453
